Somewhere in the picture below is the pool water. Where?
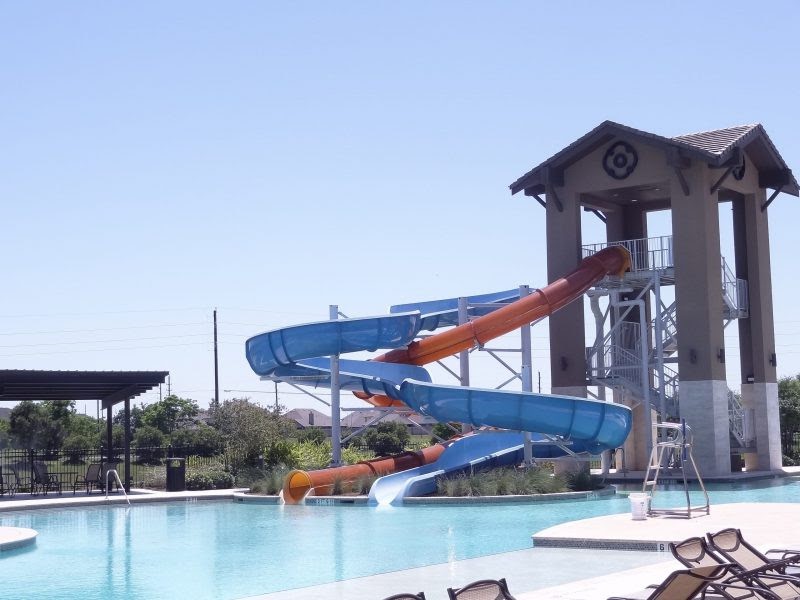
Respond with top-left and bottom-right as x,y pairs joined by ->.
1,477 -> 799,600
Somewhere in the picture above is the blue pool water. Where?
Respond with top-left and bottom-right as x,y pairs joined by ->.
1,478 -> 799,600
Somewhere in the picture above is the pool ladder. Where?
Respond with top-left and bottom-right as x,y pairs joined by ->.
643,421 -> 709,518
105,469 -> 131,506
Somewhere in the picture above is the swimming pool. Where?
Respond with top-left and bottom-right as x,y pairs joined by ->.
1,477 -> 799,600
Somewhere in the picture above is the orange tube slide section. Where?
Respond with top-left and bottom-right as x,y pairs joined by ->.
282,444 -> 447,503
362,245 -> 631,407
282,246 -> 630,502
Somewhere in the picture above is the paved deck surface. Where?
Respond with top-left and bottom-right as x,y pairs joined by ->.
244,502 -> 799,600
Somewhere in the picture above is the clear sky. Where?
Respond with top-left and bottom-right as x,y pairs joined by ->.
1,2 -> 799,417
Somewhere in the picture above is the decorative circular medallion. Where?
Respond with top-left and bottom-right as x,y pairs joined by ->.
602,141 -> 638,180
732,161 -> 746,181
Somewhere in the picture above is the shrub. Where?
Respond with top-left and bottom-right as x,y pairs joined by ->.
249,467 -> 290,495
61,433 -> 96,463
170,426 -> 223,457
186,472 -> 213,490
361,422 -> 409,456
264,440 -> 296,468
133,426 -> 167,463
565,470 -> 604,491
185,468 -> 234,491
435,466 -> 570,497
297,427 -> 327,444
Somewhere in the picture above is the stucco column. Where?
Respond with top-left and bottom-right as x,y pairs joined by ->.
546,183 -> 586,394
733,191 -> 781,470
670,164 -> 731,475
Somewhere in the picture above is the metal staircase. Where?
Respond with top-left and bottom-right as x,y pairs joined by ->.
583,235 -> 751,443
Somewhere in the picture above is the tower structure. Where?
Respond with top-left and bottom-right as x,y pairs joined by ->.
510,121 -> 797,475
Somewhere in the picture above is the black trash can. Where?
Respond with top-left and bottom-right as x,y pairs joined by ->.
165,458 -> 186,492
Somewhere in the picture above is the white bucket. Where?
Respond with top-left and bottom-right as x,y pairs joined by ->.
629,493 -> 649,520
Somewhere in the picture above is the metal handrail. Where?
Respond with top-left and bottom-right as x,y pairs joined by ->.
582,235 -> 674,272
105,469 -> 130,505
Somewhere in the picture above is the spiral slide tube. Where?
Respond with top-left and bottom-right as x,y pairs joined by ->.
245,246 -> 632,503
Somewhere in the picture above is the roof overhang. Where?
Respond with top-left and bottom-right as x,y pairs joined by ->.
0,370 -> 169,410
509,120 -> 798,198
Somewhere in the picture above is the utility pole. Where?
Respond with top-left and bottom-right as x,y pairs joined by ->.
274,382 -> 279,412
213,308 -> 220,409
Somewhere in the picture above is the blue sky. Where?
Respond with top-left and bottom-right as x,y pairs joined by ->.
1,2 -> 799,415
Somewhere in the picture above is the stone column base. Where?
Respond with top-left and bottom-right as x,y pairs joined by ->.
741,382 -> 782,471
679,380 -> 731,476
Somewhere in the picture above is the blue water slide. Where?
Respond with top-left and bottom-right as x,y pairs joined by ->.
368,431 -> 582,505
391,289 -> 521,331
246,313 -> 423,376
397,380 -> 631,455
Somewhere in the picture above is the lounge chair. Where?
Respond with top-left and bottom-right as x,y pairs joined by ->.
670,536 -> 800,599
381,593 -> 426,600
608,563 -> 768,600
73,463 -> 103,495
446,577 -> 516,600
708,529 -> 800,578
32,461 -> 62,495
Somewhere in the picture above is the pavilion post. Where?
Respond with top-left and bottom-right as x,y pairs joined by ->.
124,398 -> 131,492
106,406 -> 113,463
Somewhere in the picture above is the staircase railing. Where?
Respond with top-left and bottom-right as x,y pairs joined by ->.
721,257 -> 749,318
582,235 -> 674,273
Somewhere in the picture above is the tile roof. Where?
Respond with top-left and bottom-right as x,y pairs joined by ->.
672,124 -> 759,156
509,120 -> 797,197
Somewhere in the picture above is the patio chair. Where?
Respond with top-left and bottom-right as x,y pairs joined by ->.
670,536 -> 799,600
708,529 -> 800,578
32,461 -> 62,496
446,577 -> 517,600
73,463 -> 103,495
380,593 -> 426,600
608,563 -> 769,600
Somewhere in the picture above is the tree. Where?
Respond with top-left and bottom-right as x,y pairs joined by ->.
297,427 -> 326,444
212,398 -> 293,467
170,425 -> 223,457
361,422 -> 410,456
9,401 -> 52,449
133,425 -> 167,463
139,395 -> 199,434
779,375 -> 800,433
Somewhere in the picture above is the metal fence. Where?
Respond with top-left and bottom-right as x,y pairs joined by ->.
0,446 -> 225,493
782,432 -> 800,458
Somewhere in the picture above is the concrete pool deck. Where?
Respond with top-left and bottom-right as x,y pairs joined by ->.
243,502 -> 800,600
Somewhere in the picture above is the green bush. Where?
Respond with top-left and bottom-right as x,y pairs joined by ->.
170,426 -> 223,457
249,467 -> 290,495
565,470 -> 604,491
61,433 -> 96,463
297,427 -> 327,444
133,426 -> 167,463
361,422 -> 409,456
185,468 -> 234,491
435,466 -> 570,497
186,472 -> 212,490
264,440 -> 296,468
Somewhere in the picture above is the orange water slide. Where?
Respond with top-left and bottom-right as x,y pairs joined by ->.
362,245 -> 631,407
281,245 -> 630,502
282,443 -> 448,503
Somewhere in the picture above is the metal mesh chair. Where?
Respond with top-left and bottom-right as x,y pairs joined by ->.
446,578 -> 516,600
381,593 -> 426,600
608,564 -> 768,600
